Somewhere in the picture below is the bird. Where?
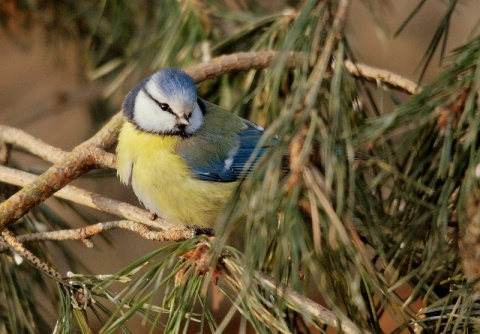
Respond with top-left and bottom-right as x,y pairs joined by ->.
116,68 -> 271,229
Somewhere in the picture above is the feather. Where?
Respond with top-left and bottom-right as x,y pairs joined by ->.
176,100 -> 270,182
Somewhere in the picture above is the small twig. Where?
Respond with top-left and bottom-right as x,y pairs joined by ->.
460,185 -> 480,291
0,124 -> 117,169
186,51 -> 421,95
0,165 -> 174,230
184,51 -> 299,82
256,271 -> 371,334
344,60 -> 422,95
0,114 -> 123,231
221,256 -> 370,334
1,229 -> 63,280
0,125 -> 68,164
0,221 -> 191,252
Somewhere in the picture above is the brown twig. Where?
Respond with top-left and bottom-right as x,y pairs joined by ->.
0,125 -> 117,168
344,60 -> 422,95
0,125 -> 68,164
0,165 -> 174,229
256,271 -> 371,334
184,51 -> 299,82
0,114 -> 123,231
459,184 -> 480,291
186,51 -> 421,95
0,221 -> 191,252
1,229 -> 63,279
220,256 -> 371,334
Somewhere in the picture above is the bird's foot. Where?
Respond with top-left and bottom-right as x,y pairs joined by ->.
189,225 -> 214,238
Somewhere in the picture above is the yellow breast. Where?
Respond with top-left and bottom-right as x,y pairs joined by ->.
116,121 -> 237,228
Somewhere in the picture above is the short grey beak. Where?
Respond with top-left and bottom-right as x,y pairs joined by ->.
177,115 -> 190,126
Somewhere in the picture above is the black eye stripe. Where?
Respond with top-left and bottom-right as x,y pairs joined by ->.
142,88 -> 175,116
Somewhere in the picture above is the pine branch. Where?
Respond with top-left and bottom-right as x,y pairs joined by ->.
255,271 -> 371,334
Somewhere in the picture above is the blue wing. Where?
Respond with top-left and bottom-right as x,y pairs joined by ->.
230,127 -> 268,177
179,122 -> 268,182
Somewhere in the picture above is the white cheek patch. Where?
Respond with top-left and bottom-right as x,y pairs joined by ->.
185,103 -> 204,134
133,90 -> 176,133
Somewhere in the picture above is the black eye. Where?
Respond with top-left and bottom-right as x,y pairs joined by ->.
159,103 -> 169,111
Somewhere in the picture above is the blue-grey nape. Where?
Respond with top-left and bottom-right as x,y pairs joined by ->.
123,77 -> 149,120
151,68 -> 197,105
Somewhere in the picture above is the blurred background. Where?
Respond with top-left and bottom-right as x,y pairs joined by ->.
0,0 -> 479,332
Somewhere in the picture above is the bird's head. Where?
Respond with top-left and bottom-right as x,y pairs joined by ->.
122,68 -> 204,136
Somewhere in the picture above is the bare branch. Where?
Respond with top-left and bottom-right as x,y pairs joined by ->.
1,229 -> 63,280
0,114 -> 123,231
460,185 -> 480,291
256,271 -> 371,334
344,60 -> 422,95
0,125 -> 68,164
0,124 -> 116,169
0,221 -> 191,252
185,51 -> 299,82
0,165 -> 174,230
186,51 -> 421,95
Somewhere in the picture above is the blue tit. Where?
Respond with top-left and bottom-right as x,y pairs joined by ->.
116,68 -> 270,228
